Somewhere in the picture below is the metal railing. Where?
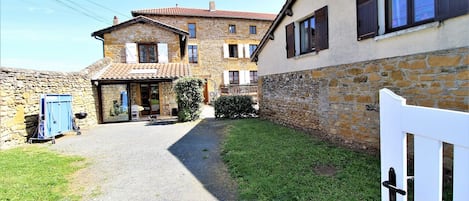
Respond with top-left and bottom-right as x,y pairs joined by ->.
220,84 -> 258,95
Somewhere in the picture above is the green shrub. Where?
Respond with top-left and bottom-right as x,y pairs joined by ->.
174,78 -> 204,122
214,95 -> 256,119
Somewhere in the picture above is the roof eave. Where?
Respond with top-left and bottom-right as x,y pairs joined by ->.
251,0 -> 296,62
91,16 -> 189,38
132,12 -> 275,21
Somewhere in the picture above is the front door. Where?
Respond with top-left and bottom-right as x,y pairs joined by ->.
140,83 -> 160,115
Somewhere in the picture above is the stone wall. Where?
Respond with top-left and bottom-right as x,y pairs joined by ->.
159,82 -> 178,116
0,67 -> 99,149
103,23 -> 184,63
260,47 -> 469,151
146,15 -> 272,102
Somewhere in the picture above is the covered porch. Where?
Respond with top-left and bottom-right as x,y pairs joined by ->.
92,63 -> 190,123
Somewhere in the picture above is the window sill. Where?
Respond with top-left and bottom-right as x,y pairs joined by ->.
294,51 -> 318,60
374,22 -> 440,41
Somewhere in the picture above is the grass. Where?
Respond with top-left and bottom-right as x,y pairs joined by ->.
0,146 -> 86,201
222,119 -> 381,201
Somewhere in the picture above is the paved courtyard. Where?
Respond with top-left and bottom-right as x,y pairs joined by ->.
49,106 -> 237,201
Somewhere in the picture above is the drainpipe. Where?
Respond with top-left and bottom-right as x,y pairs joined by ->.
94,36 -> 105,58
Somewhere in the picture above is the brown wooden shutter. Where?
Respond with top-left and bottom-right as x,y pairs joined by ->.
357,0 -> 378,40
437,0 -> 469,20
286,23 -> 295,58
315,6 -> 329,52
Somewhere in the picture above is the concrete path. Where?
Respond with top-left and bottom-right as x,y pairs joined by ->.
49,106 -> 237,201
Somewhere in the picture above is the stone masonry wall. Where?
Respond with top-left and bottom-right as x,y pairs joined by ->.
147,15 -> 272,102
159,82 -> 177,116
0,67 -> 99,149
260,47 -> 469,151
103,23 -> 183,63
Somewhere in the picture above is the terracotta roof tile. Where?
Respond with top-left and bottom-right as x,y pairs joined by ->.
96,63 -> 191,81
132,7 -> 276,21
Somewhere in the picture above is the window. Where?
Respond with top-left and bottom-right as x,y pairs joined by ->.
387,0 -> 437,30
290,6 -> 328,57
229,71 -> 239,84
300,16 -> 315,54
250,71 -> 258,84
357,0 -> 378,40
138,44 -> 157,63
249,44 -> 258,57
188,23 -> 196,38
385,0 -> 468,32
249,25 -> 257,34
228,44 -> 238,58
229,25 -> 236,33
188,45 -> 198,63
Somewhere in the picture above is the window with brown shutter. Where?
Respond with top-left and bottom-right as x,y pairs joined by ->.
314,6 -> 329,52
357,0 -> 378,40
286,22 -> 295,58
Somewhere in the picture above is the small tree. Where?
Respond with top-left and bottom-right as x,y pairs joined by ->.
174,78 -> 204,122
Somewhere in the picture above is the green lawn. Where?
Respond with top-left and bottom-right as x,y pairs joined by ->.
0,146 -> 86,201
222,119 -> 381,201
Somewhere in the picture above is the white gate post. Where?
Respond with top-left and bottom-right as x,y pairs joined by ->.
380,89 -> 407,201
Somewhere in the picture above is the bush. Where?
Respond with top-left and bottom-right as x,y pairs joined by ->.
174,78 -> 204,122
214,95 -> 256,119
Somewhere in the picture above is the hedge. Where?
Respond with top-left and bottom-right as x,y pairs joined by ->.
214,95 -> 256,119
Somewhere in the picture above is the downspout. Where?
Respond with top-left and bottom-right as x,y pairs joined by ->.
94,36 -> 105,58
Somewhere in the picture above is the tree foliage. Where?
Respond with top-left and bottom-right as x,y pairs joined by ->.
174,78 -> 204,122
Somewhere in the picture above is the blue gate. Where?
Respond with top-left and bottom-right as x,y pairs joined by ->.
37,94 -> 74,140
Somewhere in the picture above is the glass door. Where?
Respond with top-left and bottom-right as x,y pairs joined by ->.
140,84 -> 150,115
102,84 -> 130,123
140,83 -> 160,115
149,84 -> 160,114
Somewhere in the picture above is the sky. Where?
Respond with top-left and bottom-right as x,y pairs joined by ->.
0,0 -> 285,72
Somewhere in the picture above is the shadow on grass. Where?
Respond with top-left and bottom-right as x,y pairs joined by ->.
167,118 -> 238,201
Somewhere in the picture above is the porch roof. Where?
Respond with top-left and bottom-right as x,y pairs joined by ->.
93,63 -> 191,81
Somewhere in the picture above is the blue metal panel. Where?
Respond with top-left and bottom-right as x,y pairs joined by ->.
38,94 -> 73,139
121,91 -> 128,112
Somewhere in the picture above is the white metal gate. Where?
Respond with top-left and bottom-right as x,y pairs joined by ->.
379,88 -> 469,201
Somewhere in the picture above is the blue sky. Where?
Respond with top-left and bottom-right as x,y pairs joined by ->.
0,0 -> 284,72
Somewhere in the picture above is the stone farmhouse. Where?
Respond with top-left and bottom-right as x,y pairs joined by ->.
0,2 -> 275,147
252,0 -> 468,150
91,1 -> 275,123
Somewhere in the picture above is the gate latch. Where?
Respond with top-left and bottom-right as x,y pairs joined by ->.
382,167 -> 406,201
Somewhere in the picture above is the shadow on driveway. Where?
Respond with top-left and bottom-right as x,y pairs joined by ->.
168,118 -> 238,201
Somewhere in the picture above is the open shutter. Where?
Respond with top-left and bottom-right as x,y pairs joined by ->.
357,0 -> 378,40
315,6 -> 329,52
437,0 -> 469,20
239,70 -> 246,85
223,71 -> 230,85
237,44 -> 244,58
158,43 -> 168,64
125,43 -> 137,64
285,23 -> 295,58
244,44 -> 251,58
244,70 -> 251,84
223,44 -> 229,58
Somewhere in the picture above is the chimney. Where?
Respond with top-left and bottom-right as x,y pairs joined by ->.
209,1 -> 216,11
113,16 -> 118,25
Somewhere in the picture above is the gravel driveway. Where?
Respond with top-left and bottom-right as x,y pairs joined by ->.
49,106 -> 237,201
